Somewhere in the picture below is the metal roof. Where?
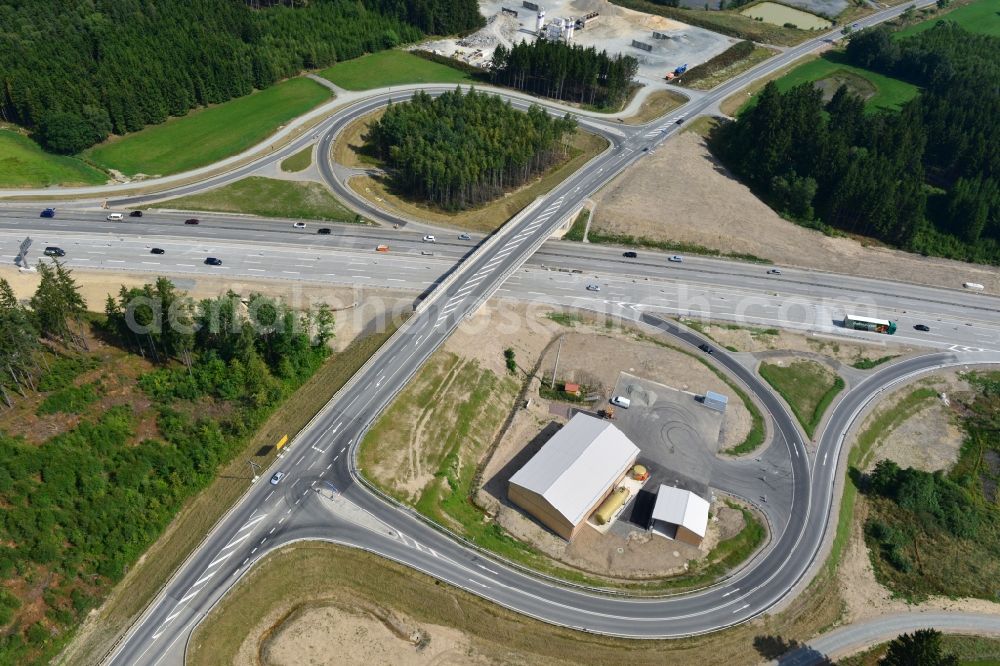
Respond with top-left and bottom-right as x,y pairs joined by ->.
509,414 -> 639,526
651,485 -> 710,538
704,390 -> 728,404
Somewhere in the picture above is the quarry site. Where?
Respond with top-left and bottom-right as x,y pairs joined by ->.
416,0 -> 737,83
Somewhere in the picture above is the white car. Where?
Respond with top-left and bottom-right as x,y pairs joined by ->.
610,395 -> 631,409
423,235 -> 436,243
586,284 -> 600,292
293,222 -> 306,229
767,268 -> 782,275
668,255 -> 683,263
270,471 -> 286,485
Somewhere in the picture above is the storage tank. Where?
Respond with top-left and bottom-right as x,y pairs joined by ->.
631,464 -> 648,481
536,10 -> 545,33
564,21 -> 574,41
593,487 -> 629,525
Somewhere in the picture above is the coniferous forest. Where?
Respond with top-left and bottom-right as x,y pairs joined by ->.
712,21 -> 1000,264
0,0 -> 483,154
364,88 -> 578,209
490,39 -> 639,109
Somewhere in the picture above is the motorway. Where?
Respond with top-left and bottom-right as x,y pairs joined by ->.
2,210 -> 998,355
5,0 -> 993,663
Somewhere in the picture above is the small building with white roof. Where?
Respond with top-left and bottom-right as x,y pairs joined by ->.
508,413 -> 640,540
649,484 -> 710,546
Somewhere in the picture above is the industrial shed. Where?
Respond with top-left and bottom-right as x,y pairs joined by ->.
508,414 -> 640,540
649,485 -> 710,546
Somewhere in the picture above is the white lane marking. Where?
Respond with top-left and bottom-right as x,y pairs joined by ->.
721,588 -> 740,597
236,514 -> 267,534
207,549 -> 237,570
732,603 -> 750,614
191,570 -> 216,588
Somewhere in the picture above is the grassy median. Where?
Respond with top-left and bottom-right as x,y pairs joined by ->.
760,360 -> 844,438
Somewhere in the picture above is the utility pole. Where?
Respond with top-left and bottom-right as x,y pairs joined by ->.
248,460 -> 262,483
550,336 -> 563,389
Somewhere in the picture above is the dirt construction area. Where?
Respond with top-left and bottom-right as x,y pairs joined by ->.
590,132 -> 1000,294
258,602 -> 485,666
419,0 -> 735,82
476,322 -> 753,578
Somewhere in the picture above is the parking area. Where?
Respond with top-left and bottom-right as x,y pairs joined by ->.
610,372 -> 722,492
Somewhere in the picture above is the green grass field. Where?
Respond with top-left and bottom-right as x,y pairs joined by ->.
161,176 -> 357,223
896,0 -> 1000,37
740,52 -> 920,114
318,50 -> 475,90
759,359 -> 845,438
280,146 -> 313,172
84,77 -> 331,177
0,130 -> 106,188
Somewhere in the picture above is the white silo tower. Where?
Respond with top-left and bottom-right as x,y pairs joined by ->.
536,10 -> 546,33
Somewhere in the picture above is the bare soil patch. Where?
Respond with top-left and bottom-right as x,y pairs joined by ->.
591,133 -> 1000,293
261,602 -> 482,666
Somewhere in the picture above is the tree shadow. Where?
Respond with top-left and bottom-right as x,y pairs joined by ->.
753,635 -> 834,665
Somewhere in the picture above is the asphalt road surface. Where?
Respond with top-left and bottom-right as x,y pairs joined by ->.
2,213 -> 997,354
6,0 -> 989,662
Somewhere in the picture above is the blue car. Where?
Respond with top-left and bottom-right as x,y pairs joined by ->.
40,208 -> 55,218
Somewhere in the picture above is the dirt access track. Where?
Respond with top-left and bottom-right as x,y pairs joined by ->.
590,132 -> 1000,293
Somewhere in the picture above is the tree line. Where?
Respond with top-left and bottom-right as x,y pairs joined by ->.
364,88 -> 577,210
0,269 -> 333,662
0,0 -> 483,154
712,21 -> 1000,264
490,39 -> 638,109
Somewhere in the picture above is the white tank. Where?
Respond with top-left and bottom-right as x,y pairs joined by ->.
536,10 -> 545,32
564,22 -> 574,41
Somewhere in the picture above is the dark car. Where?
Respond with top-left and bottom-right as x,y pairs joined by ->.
40,208 -> 55,218
623,251 -> 638,259
129,210 -> 143,218
43,246 -> 65,257
675,117 -> 685,125
204,257 -> 222,266
698,343 -> 713,354
184,218 -> 200,225
150,247 -> 165,255
317,228 -> 332,235
914,324 -> 930,332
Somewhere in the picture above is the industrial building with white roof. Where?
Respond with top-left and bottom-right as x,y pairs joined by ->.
649,484 -> 711,546
508,413 -> 640,540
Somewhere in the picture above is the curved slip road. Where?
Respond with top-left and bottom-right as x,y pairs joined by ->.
9,0 -> 980,661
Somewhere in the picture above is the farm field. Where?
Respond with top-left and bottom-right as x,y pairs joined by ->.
84,77 -> 331,177
0,130 -> 106,188
739,52 -> 919,114
896,0 -> 1000,37
318,50 -> 476,90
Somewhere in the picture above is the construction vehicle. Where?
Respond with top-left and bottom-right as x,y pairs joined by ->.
665,64 -> 688,80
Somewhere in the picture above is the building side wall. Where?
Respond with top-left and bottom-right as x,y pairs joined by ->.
508,483 -> 576,540
675,525 -> 703,547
